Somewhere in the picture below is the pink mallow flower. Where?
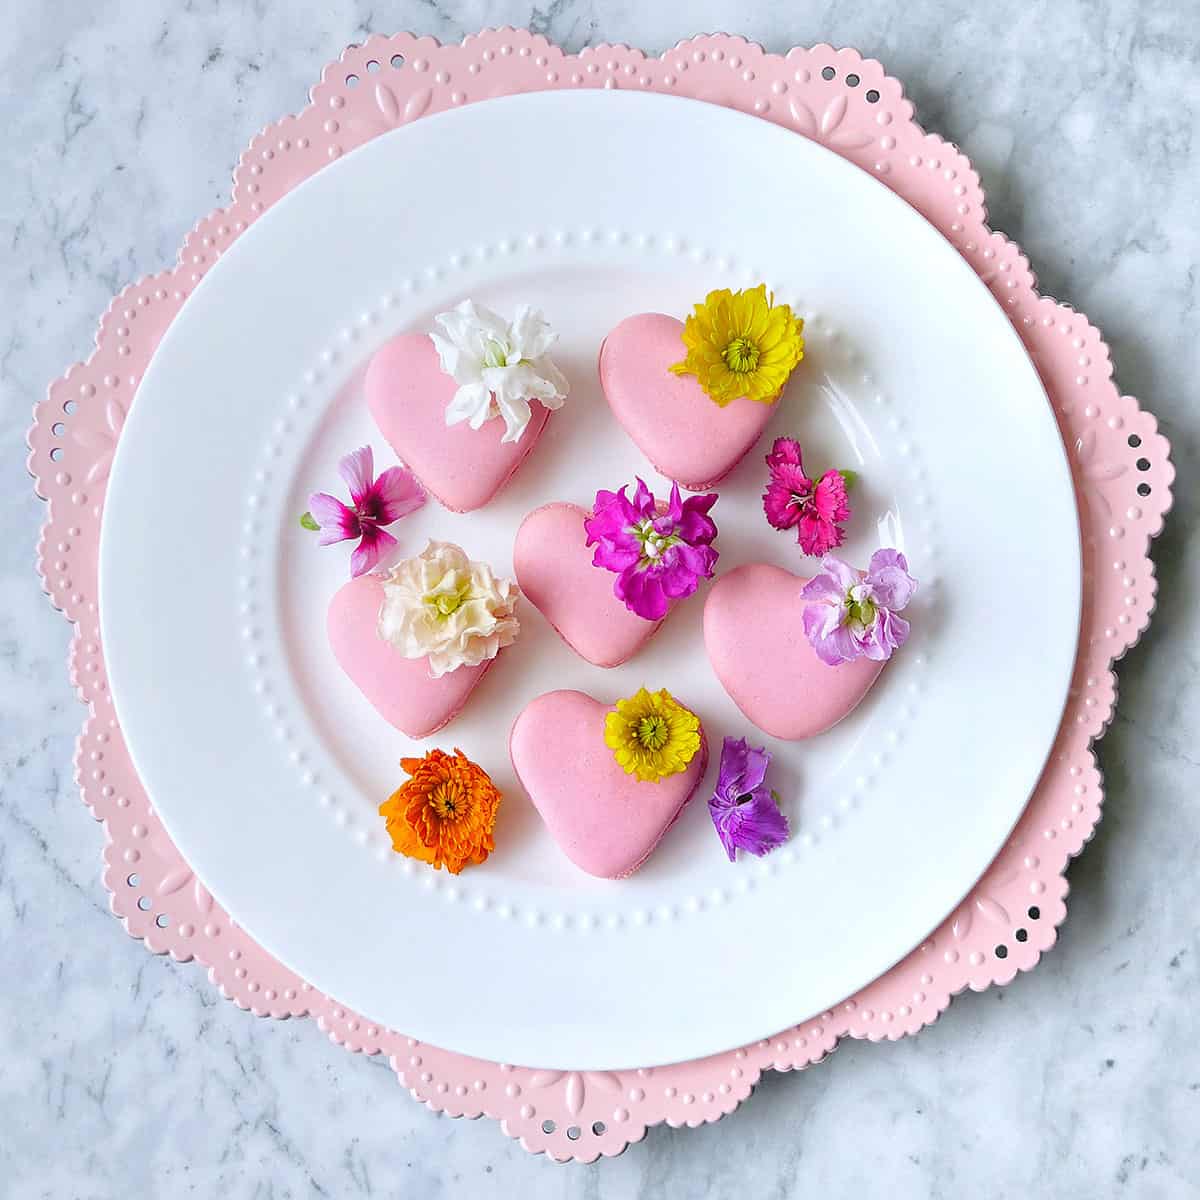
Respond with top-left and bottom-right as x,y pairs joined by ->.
801,548 -> 917,666
762,436 -> 851,557
305,446 -> 425,578
583,478 -> 719,621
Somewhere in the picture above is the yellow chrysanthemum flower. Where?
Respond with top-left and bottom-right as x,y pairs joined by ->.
670,284 -> 805,407
604,687 -> 702,783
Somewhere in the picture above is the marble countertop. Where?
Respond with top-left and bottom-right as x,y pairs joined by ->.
2,2 -> 1196,1196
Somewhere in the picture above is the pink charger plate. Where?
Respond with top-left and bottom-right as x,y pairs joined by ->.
27,30 -> 1173,1163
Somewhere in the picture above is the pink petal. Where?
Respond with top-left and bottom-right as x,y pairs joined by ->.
812,471 -> 851,523
762,477 -> 801,530
350,526 -> 397,578
308,492 -> 360,545
371,466 -> 426,523
765,436 -> 804,471
338,445 -> 375,507
797,512 -> 845,557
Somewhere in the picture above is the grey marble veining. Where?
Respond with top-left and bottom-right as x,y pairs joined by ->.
1,1 -> 1197,1195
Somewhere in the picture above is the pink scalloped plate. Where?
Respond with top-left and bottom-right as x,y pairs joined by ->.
28,30 -> 1173,1162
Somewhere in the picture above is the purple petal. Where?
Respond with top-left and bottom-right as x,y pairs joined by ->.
714,736 -> 752,800
865,548 -> 918,611
671,541 -> 718,580
615,563 -> 670,620
803,604 -> 859,665
656,554 -> 702,599
816,555 -> 859,594
370,466 -> 426,524
709,790 -> 789,861
862,608 -> 910,660
308,492 -> 360,545
338,445 -> 375,507
349,526 -> 397,578
737,742 -> 771,794
666,481 -> 684,523
585,488 -> 638,545
630,477 -> 656,519
676,491 -> 719,544
799,571 -> 846,606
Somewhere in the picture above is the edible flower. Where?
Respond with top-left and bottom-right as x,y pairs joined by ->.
379,748 -> 501,874
709,737 -> 789,861
584,478 -> 719,621
670,284 -> 804,406
302,445 -> 425,578
604,687 -> 702,783
801,549 -> 918,666
762,436 -> 852,556
377,541 -> 520,677
430,299 -> 569,443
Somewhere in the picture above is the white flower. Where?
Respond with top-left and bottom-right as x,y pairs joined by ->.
429,299 -> 569,444
377,541 -> 520,677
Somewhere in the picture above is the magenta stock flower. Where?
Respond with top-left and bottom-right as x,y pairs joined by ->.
709,737 -> 789,861
583,478 -> 719,621
304,446 -> 426,578
762,436 -> 851,556
801,548 -> 918,666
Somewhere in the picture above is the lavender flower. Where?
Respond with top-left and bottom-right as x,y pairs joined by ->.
709,737 -> 789,861
801,548 -> 917,666
583,478 -> 719,621
303,446 -> 425,578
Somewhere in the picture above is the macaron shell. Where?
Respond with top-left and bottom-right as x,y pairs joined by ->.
510,689 -> 708,879
703,562 -> 885,739
514,502 -> 663,668
599,313 -> 776,490
365,333 -> 551,513
327,574 -> 491,738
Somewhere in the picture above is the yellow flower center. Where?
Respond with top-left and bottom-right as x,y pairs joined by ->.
425,583 -> 471,618
429,782 -> 465,821
721,336 -> 761,374
635,714 -> 670,751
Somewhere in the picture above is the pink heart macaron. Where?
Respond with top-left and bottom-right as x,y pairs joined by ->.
599,313 -> 776,490
510,689 -> 708,879
703,563 -> 885,739
328,574 -> 491,738
365,334 -> 552,513
514,502 -> 665,668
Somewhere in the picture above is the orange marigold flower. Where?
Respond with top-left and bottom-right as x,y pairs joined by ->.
379,748 -> 501,874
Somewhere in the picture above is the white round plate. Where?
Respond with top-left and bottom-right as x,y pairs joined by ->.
101,91 -> 1080,1069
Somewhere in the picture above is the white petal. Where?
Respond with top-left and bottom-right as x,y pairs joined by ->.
445,381 -> 491,428
495,393 -> 532,443
509,305 -> 557,361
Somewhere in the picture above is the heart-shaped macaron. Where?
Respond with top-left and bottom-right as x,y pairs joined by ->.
704,563 -> 885,739
365,334 -> 552,513
514,502 -> 665,668
328,574 -> 491,738
600,314 -> 776,490
510,690 -> 708,879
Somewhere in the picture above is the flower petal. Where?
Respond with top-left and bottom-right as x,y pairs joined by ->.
308,492 -> 360,545
338,446 -> 375,507
766,436 -> 804,471
865,549 -> 918,611
350,526 -> 398,578
445,381 -> 493,429
371,466 -> 426,523
616,563 -> 670,621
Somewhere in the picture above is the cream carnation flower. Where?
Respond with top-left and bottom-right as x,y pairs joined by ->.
377,541 -> 520,677
429,299 -> 569,444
